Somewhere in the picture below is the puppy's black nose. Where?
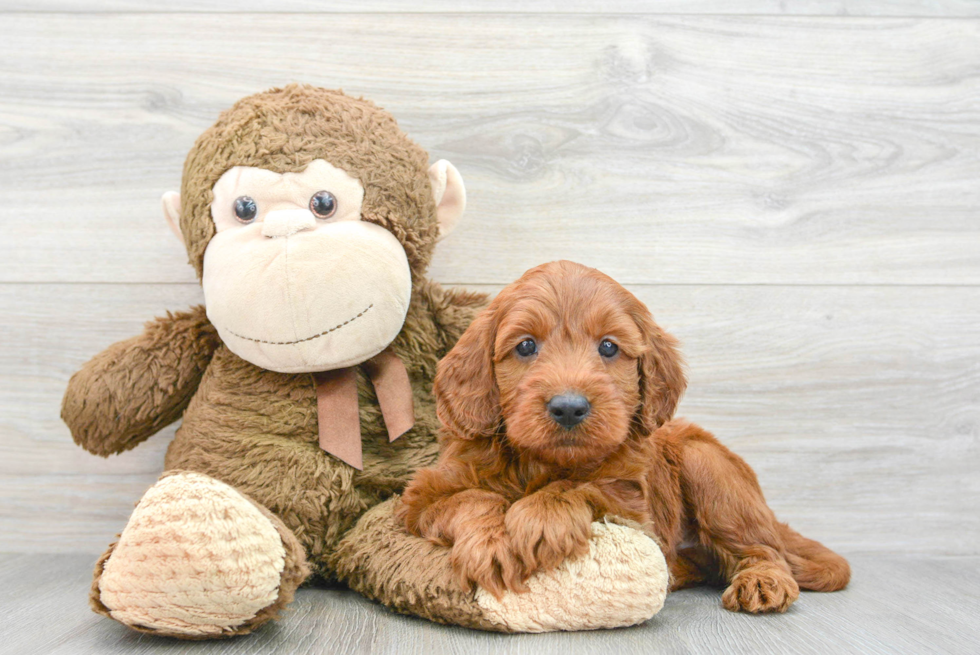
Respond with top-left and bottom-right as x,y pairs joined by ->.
547,393 -> 591,429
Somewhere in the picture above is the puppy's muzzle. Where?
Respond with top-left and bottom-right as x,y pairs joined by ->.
547,393 -> 591,429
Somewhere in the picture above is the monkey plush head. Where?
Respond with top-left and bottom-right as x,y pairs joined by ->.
161,85 -> 465,373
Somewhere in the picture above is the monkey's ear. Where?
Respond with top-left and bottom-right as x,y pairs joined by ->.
161,191 -> 185,246
428,160 -> 466,239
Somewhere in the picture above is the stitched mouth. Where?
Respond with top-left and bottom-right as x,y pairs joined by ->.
224,304 -> 373,345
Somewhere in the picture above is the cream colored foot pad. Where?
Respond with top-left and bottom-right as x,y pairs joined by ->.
476,521 -> 669,632
98,472 -> 286,637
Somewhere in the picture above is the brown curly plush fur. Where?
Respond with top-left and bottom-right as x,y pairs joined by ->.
62,85 -> 487,635
179,85 -> 440,280
160,281 -> 486,579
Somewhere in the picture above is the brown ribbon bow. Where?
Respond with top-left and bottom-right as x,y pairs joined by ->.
313,347 -> 415,470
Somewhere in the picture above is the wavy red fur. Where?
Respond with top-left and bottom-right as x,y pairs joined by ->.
399,261 -> 850,611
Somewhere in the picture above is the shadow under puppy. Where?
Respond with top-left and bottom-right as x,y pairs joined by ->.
399,260 -> 850,612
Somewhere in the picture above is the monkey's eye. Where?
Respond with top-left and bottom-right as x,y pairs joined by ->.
515,338 -> 537,358
598,339 -> 619,358
234,196 -> 258,223
310,191 -> 337,219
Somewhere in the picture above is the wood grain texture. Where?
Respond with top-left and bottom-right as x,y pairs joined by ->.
0,553 -> 977,654
2,1 -> 980,16
1,11 -> 978,630
3,282 -> 977,555
0,14 -> 978,285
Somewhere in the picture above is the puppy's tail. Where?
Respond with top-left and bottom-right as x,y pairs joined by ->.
779,523 -> 851,592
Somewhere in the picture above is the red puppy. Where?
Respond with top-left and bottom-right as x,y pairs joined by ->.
399,260 -> 849,612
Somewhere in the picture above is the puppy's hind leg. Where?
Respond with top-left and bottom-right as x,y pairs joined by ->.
674,423 -> 799,613
779,523 -> 851,592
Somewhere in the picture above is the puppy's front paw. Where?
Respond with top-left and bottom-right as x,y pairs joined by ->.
505,492 -> 593,574
450,529 -> 527,599
722,563 -> 800,613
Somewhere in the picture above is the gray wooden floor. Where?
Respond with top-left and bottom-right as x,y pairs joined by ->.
1,1 -> 978,653
2,553 -> 978,655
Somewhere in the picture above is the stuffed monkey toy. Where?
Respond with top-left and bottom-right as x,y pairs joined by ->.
61,85 -> 668,638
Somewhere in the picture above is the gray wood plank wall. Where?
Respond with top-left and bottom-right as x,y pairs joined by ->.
0,2 -> 977,558
4,1 -> 980,16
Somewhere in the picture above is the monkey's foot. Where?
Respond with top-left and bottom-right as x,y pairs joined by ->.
331,498 -> 669,632
91,471 -> 309,639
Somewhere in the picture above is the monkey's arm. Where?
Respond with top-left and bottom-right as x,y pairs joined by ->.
62,305 -> 221,457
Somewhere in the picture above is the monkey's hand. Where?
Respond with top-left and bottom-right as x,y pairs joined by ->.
62,305 -> 221,456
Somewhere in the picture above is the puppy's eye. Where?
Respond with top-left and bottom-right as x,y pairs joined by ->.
515,338 -> 537,358
598,339 -> 619,358
234,196 -> 258,223
310,190 -> 337,218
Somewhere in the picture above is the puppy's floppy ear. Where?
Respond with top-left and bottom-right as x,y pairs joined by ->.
434,307 -> 500,439
633,306 -> 686,433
